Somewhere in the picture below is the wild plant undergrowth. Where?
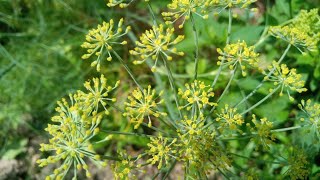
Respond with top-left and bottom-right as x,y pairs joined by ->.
37,0 -> 320,179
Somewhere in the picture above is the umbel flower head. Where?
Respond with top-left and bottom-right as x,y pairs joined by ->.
269,9 -> 320,53
37,95 -> 106,180
81,18 -> 131,71
162,0 -> 213,28
111,151 -> 143,180
298,99 -> 320,140
178,80 -> 216,111
146,136 -> 177,169
107,0 -> 134,8
248,114 -> 275,150
269,26 -> 316,53
176,115 -> 231,175
217,40 -> 260,76
292,8 -> 320,41
264,61 -> 307,101
285,148 -> 309,180
123,85 -> 167,129
107,0 -> 150,8
130,24 -> 184,72
212,0 -> 257,10
216,104 -> 244,133
77,74 -> 120,115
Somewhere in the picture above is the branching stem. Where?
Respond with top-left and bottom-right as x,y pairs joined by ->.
190,13 -> 199,80
240,85 -> 280,115
112,50 -> 143,92
211,8 -> 232,88
162,55 -> 183,118
235,44 -> 291,108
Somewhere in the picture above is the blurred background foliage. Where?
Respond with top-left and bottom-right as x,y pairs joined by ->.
0,0 -> 319,179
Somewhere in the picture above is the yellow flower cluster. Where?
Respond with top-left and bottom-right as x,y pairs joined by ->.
299,99 -> 320,139
123,86 -> 167,129
176,115 -> 231,175
146,136 -> 177,169
285,148 -> 309,180
130,24 -> 184,72
217,40 -> 260,76
77,74 -> 120,115
162,0 -> 213,28
269,26 -> 316,53
144,114 -> 232,177
242,169 -> 259,180
111,151 -> 142,180
178,80 -> 216,111
264,61 -> 307,101
37,75 -> 119,179
269,9 -> 320,53
81,18 -> 131,71
216,104 -> 244,132
212,0 -> 257,9
178,115 -> 205,137
107,0 -> 134,8
37,95 -> 107,179
107,0 -> 150,8
293,8 -> 320,41
248,114 -> 275,150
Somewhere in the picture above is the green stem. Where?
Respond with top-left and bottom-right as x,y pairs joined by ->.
254,0 -> 270,48
205,68 -> 237,118
162,159 -> 177,180
211,8 -> 232,88
158,115 -> 178,130
217,125 -> 307,140
102,154 -> 142,161
156,68 -> 228,78
271,125 -> 308,132
125,27 -> 178,130
112,50 -> 144,92
102,155 -> 121,161
218,124 -> 307,141
147,2 -> 157,26
256,22 -> 294,48
289,0 -> 293,18
240,85 -> 280,115
141,122 -> 172,136
149,61 -> 178,125
235,80 -> 251,108
216,167 -> 230,180
254,26 -> 269,48
190,13 -> 199,80
254,0 -> 293,48
217,68 -> 236,102
226,8 -> 232,45
162,55 -> 182,118
107,101 -> 125,113
101,130 -> 169,138
219,134 -> 253,141
235,44 -> 291,108
151,172 -> 160,180
128,30 -> 178,124
275,43 -> 292,64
